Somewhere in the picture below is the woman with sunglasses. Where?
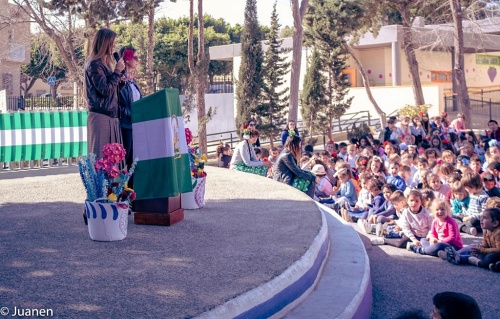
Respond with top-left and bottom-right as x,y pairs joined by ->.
118,46 -> 142,182
245,120 -> 260,147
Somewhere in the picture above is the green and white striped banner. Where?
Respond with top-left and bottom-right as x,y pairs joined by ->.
0,111 -> 87,162
132,88 -> 192,199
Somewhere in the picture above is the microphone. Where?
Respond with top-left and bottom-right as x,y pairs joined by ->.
113,52 -> 125,74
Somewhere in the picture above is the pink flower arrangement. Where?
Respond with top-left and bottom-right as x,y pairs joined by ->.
79,143 -> 137,204
185,128 -> 193,145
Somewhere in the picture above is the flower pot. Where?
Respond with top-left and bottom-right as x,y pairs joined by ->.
181,177 -> 206,209
84,199 -> 129,241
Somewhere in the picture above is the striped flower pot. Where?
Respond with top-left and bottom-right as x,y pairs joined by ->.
84,199 -> 129,241
181,177 -> 206,209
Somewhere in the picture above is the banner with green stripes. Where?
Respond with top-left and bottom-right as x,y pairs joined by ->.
0,111 -> 87,162
132,88 -> 193,199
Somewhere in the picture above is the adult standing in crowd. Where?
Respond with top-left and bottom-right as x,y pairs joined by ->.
281,120 -> 300,146
274,134 -> 319,198
118,46 -> 142,173
85,28 -> 125,157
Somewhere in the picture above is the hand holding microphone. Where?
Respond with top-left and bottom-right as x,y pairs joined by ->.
113,52 -> 125,74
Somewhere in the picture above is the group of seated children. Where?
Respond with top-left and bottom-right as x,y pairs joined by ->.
297,123 -> 500,273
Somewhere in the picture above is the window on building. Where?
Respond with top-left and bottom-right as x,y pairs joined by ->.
476,54 -> 500,66
431,71 -> 452,83
342,68 -> 356,87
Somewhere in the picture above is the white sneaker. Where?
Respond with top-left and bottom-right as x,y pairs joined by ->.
371,237 -> 385,245
469,228 -> 478,236
468,256 -> 481,266
437,250 -> 447,260
357,219 -> 368,234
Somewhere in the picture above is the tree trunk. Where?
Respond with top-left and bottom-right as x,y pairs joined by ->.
449,0 -> 471,128
343,43 -> 387,129
196,0 -> 207,154
400,4 -> 425,106
145,2 -> 155,95
288,0 -> 309,123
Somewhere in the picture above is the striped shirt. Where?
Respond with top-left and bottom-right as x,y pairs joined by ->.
467,190 -> 488,218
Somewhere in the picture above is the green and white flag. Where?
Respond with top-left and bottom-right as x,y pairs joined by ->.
132,88 -> 193,200
0,111 -> 87,162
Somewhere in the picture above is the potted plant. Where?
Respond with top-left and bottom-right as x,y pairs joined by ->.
78,143 -> 137,241
181,128 -> 208,209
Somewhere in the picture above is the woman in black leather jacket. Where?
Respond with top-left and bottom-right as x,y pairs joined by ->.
273,133 -> 319,198
118,46 -> 142,171
85,28 -> 125,157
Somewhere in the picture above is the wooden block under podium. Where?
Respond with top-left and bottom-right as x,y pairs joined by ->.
133,195 -> 184,226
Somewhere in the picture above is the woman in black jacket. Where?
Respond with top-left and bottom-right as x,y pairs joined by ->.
118,46 -> 142,171
85,28 -> 125,158
273,133 -> 319,198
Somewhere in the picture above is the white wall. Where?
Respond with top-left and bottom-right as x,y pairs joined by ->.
347,85 -> 442,118
181,93 -> 236,141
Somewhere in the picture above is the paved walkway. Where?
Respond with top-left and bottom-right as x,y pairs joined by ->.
354,227 -> 498,319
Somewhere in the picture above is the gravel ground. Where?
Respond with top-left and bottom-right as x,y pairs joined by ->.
355,228 -> 499,319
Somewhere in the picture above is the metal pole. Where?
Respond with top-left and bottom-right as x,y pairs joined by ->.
489,98 -> 492,120
481,89 -> 484,108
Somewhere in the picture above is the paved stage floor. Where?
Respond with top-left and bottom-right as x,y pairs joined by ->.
0,166 -> 322,319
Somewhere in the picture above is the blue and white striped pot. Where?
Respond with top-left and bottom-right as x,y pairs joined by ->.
84,199 -> 129,241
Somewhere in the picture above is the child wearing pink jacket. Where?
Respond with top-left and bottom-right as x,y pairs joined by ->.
409,199 -> 463,257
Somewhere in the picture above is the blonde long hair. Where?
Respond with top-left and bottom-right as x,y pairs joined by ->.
87,28 -> 117,70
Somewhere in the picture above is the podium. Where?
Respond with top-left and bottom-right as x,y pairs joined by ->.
131,89 -> 193,226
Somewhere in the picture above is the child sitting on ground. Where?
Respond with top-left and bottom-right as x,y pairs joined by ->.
400,190 -> 433,250
311,164 -> 334,199
427,173 -> 451,200
387,161 -> 406,191
322,168 -> 357,214
461,171 -> 489,236
420,189 -> 436,210
409,199 -> 463,258
450,181 -> 470,229
353,178 -> 385,227
371,191 -> 408,246
219,146 -> 232,168
362,183 -> 397,234
445,208 -> 500,272
345,173 -> 372,222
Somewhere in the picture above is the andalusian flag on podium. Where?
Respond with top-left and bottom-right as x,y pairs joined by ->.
132,88 -> 193,200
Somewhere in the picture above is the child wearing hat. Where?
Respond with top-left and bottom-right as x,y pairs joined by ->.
312,164 -> 334,198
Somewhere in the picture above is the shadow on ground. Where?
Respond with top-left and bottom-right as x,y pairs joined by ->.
0,197 -> 321,319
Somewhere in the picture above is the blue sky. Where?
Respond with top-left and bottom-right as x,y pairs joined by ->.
158,0 -> 294,27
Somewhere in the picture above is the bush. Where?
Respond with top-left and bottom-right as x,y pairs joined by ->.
397,104 -> 431,118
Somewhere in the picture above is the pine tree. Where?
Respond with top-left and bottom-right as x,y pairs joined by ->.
235,0 -> 263,134
256,1 -> 291,147
318,48 -> 354,139
304,0 -> 358,139
301,47 -> 327,143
